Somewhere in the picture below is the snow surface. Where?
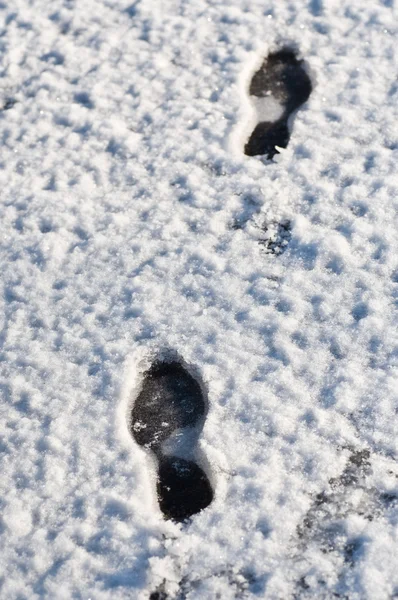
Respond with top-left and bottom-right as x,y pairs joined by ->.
1,0 -> 398,598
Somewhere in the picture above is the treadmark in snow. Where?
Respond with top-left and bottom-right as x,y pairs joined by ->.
130,359 -> 213,522
244,48 -> 312,159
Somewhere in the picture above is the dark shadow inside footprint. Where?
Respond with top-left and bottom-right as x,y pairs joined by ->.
130,359 -> 213,522
158,456 -> 213,521
244,48 -> 312,159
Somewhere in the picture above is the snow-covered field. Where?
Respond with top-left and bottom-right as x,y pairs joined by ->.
1,0 -> 398,597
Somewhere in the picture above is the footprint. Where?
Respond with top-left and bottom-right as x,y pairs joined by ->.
130,359 -> 213,522
259,219 -> 292,255
297,449 -> 371,542
293,449 -> 396,596
244,48 -> 312,159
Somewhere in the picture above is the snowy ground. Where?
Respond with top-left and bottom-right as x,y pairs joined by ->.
1,0 -> 398,598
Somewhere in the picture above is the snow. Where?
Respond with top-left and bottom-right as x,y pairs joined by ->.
1,0 -> 398,598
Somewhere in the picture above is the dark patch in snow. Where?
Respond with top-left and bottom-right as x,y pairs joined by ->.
1,98 -> 17,111
244,48 -> 312,159
292,449 -> 398,597
171,567 -> 263,599
39,220 -> 54,234
150,589 -> 168,600
125,2 -> 140,18
130,358 -> 213,522
73,91 -> 95,109
41,51 -> 65,65
352,302 -> 369,322
259,220 -> 292,255
309,0 -> 324,17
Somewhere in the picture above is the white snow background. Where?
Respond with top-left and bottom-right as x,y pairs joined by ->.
1,0 -> 398,598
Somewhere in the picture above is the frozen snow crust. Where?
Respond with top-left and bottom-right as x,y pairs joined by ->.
1,0 -> 398,598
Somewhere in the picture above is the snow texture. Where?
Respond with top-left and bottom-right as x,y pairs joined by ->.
1,0 -> 398,598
